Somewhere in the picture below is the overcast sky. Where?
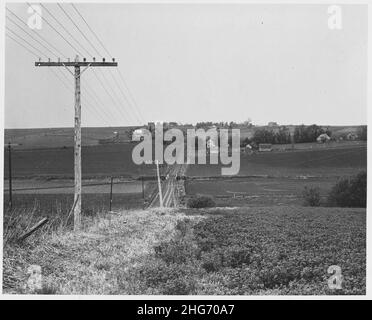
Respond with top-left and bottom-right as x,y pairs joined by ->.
4,3 -> 367,128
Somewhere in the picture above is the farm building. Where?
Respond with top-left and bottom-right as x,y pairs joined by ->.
316,133 -> 331,143
131,128 -> 150,141
268,122 -> 278,127
258,143 -> 272,152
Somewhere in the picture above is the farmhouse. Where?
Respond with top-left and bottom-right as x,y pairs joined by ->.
258,143 -> 272,152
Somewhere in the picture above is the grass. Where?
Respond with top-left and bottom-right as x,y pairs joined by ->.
4,206 -> 365,295
3,208 -> 202,294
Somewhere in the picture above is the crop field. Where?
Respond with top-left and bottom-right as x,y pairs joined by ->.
4,126 -> 135,149
187,144 -> 366,177
127,207 -> 365,295
3,143 -> 158,179
185,177 -> 338,206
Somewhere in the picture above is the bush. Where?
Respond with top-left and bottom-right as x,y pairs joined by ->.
302,186 -> 321,207
187,196 -> 216,208
328,171 -> 366,208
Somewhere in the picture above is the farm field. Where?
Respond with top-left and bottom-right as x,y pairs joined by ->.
3,143 -> 158,179
270,140 -> 366,151
187,144 -> 367,178
140,207 -> 366,295
4,126 -> 136,150
4,207 -> 365,294
185,176 -> 338,206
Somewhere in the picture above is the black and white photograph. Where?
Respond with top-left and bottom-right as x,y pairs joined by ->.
0,1 -> 369,298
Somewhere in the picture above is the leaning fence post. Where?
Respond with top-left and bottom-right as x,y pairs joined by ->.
18,217 -> 48,242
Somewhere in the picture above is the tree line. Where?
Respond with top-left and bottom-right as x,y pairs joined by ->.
242,125 -> 332,146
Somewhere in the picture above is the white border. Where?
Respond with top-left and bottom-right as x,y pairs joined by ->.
0,0 -> 370,300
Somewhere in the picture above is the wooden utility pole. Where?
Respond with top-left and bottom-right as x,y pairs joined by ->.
35,56 -> 117,231
6,142 -> 19,210
156,160 -> 164,208
8,142 -> 12,210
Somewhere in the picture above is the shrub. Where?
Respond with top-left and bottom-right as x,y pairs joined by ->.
187,196 -> 216,208
302,186 -> 321,207
328,171 -> 366,208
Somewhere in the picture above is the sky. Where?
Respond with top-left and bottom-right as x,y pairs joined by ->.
4,3 -> 368,128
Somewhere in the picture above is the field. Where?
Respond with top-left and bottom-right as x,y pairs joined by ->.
4,143 -> 158,179
2,128 -> 367,295
132,207 -> 366,295
185,143 -> 366,206
187,144 -> 367,178
5,207 -> 364,294
4,126 -> 136,150
185,176 -> 337,206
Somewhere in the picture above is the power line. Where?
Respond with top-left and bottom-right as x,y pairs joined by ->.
6,14 -> 59,59
20,3 -> 127,125
57,69 -> 112,126
6,24 -> 110,126
107,69 -> 143,124
116,69 -> 146,122
25,2 -> 84,56
70,3 -> 145,124
39,3 -> 92,58
71,3 -> 112,58
91,70 -> 134,123
6,32 -> 42,57
6,7 -> 67,59
57,3 -> 100,57
54,3 -> 135,125
6,26 -> 45,58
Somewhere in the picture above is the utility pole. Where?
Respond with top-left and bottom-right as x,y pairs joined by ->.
156,160 -> 164,208
35,56 -> 117,230
6,142 -> 19,210
8,142 -> 12,210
